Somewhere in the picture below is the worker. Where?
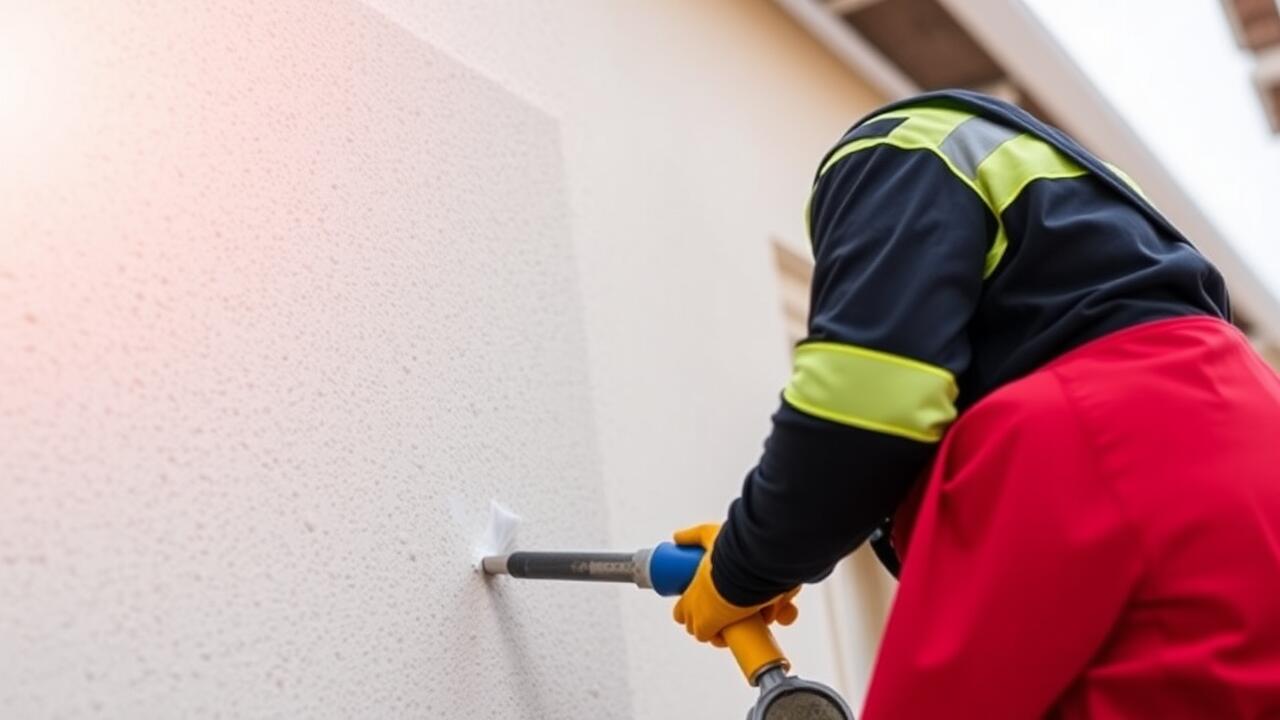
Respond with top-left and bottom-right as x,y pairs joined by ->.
672,89 -> 1280,718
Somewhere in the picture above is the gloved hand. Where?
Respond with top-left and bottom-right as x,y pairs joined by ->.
671,523 -> 800,647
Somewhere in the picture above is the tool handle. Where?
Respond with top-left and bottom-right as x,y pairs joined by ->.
653,543 -> 791,685
722,614 -> 790,685
647,542 -> 706,596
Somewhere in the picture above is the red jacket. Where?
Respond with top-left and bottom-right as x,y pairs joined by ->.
865,317 -> 1280,719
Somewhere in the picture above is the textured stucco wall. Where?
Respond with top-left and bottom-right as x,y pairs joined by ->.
1,2 -> 630,717
367,2 -> 892,716
3,0 -> 895,717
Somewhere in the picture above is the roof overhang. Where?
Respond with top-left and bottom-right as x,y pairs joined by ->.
1220,0 -> 1280,133
1219,0 -> 1280,52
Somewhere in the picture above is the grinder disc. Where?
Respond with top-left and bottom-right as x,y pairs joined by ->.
749,671 -> 853,720
760,688 -> 848,720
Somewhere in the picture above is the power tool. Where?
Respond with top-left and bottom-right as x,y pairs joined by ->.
482,543 -> 855,720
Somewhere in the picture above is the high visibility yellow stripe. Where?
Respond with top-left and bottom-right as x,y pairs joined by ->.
804,191 -> 814,245
812,105 -> 1093,278
1104,161 -> 1148,200
971,133 -> 1086,275
817,108 -> 978,194
783,342 -> 958,443
973,133 -> 1087,213
807,133 -> 984,249
888,106 -> 980,150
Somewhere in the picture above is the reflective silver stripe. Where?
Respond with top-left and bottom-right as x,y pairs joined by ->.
938,115 -> 1020,181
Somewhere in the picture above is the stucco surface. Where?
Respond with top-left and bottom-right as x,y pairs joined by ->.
0,2 -> 629,717
360,1 -> 892,714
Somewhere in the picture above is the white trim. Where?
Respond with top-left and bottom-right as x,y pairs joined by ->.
819,549 -> 895,710
1218,0 -> 1251,49
1253,46 -> 1280,133
823,0 -> 888,15
773,0 -> 917,101
972,79 -> 1020,104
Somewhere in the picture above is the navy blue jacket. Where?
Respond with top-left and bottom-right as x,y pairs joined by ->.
713,90 -> 1230,605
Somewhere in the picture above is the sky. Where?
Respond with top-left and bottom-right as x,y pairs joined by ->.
1022,0 -> 1280,302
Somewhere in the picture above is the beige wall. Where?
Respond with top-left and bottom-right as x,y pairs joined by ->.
2,2 -> 634,717
365,1 -> 893,715
0,1 -> 895,717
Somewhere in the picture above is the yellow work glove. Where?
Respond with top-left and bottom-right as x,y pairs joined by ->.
671,523 -> 800,648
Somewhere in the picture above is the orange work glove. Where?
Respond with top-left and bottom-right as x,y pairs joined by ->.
671,523 -> 800,647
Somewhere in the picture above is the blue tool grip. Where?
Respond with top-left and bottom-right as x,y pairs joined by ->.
648,542 -> 705,596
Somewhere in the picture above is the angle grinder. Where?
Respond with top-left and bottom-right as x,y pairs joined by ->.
482,543 -> 855,719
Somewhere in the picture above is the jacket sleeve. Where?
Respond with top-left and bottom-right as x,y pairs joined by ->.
711,134 -> 998,606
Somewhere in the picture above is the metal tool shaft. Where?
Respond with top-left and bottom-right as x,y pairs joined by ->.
481,550 -> 646,585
